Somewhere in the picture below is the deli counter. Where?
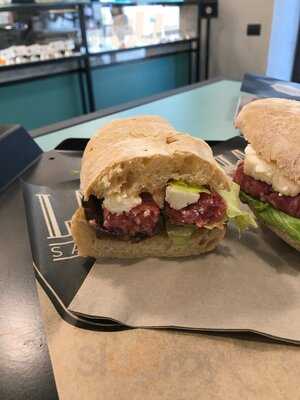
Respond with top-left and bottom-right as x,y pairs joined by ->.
0,0 -> 217,129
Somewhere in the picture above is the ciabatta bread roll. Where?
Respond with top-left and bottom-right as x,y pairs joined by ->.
234,98 -> 300,252
72,116 -> 253,258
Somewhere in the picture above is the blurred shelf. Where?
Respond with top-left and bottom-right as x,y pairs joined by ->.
0,39 -> 196,85
88,38 -> 197,56
0,52 -> 84,71
0,39 -> 196,73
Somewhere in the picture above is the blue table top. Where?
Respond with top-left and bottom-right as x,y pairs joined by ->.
35,79 -> 241,151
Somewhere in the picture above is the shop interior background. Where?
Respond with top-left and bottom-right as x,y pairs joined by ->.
0,0 -> 299,130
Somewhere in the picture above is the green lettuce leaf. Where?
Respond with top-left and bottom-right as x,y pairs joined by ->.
218,182 -> 257,231
169,180 -> 210,194
240,191 -> 300,242
165,181 -> 256,244
240,191 -> 269,211
166,222 -> 197,246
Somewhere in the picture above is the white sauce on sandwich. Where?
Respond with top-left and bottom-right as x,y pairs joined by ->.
244,145 -> 300,196
165,185 -> 200,210
103,194 -> 142,214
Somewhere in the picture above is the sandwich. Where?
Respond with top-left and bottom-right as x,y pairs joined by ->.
71,116 -> 255,258
234,98 -> 300,251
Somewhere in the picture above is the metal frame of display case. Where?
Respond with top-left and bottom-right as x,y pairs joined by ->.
0,0 -> 217,113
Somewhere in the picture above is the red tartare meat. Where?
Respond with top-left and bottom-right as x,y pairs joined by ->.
165,192 -> 227,228
234,161 -> 300,218
102,193 -> 160,238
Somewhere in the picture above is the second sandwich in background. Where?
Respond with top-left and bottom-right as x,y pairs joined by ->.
234,98 -> 300,251
72,116 -> 255,258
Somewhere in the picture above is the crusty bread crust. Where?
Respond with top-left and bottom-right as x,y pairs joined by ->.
246,204 -> 300,252
235,98 -> 300,185
266,224 -> 300,252
71,208 -> 225,258
81,115 -> 230,204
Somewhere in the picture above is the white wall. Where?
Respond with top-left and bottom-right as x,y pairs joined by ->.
209,0 -> 274,80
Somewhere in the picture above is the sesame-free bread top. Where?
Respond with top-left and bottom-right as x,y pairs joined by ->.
80,115 -> 230,204
235,98 -> 300,185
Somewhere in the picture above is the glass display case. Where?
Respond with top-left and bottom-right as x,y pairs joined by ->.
84,3 -> 197,55
0,3 -> 84,66
0,0 -> 217,114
